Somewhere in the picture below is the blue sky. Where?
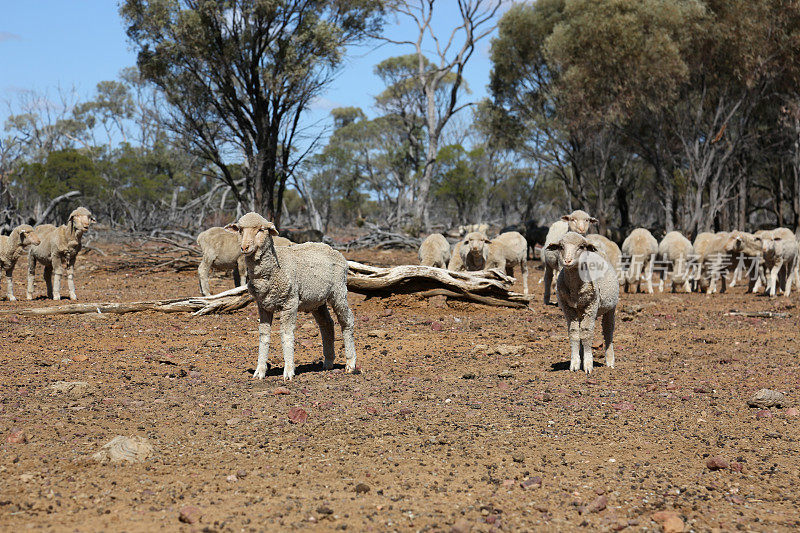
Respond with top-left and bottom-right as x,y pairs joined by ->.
0,1 -> 503,141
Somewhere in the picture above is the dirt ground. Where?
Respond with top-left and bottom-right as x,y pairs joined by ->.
1,240 -> 799,532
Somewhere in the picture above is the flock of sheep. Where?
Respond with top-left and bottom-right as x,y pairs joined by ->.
1,206 -> 796,379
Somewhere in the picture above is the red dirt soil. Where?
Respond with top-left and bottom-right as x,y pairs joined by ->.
1,243 -> 798,532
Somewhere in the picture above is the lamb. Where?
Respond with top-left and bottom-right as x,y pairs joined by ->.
760,227 -> 798,297
486,231 -> 529,294
418,233 -> 451,268
458,223 -> 489,237
621,228 -> 658,293
541,220 -> 569,305
447,231 -> 491,271
561,210 -> 598,235
657,231 -> 694,293
198,228 -> 293,296
545,232 -> 619,374
0,225 -> 41,301
225,212 -> 356,381
27,207 -> 95,301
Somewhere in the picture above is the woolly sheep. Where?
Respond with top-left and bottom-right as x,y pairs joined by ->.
0,225 -> 41,301
27,207 -> 95,301
458,223 -> 489,237
486,231 -> 529,294
693,232 -> 731,294
541,220 -> 569,305
585,234 -> 622,281
545,232 -> 619,374
198,228 -> 293,296
225,212 -> 356,381
723,231 -> 763,290
447,231 -> 491,271
657,231 -> 694,293
561,210 -> 598,235
621,228 -> 658,293
418,233 -> 451,268
760,228 -> 798,297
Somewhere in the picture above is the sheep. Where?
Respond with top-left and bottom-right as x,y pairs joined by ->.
541,220 -> 569,305
458,223 -> 489,237
585,234 -> 622,280
27,207 -> 95,301
418,233 -> 451,268
524,220 -> 549,260
723,231 -> 763,290
561,209 -> 598,235
447,231 -> 491,271
280,228 -> 323,243
693,231 -> 731,294
225,212 -> 355,381
486,231 -> 529,294
657,231 -> 694,293
198,228 -> 293,296
0,225 -> 41,301
545,232 -> 619,374
621,228 -> 658,293
760,227 -> 798,297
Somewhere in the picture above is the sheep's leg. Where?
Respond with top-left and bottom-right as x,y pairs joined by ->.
5,269 -> 15,301
26,254 -> 36,300
237,257 -> 248,285
567,316 -> 580,372
51,256 -> 65,300
44,264 -> 54,300
602,309 -> 615,369
543,265 -> 553,304
312,305 -> 336,370
66,257 -> 77,300
254,306 -> 273,380
331,296 -> 357,373
279,305 -> 298,381
579,315 -> 596,374
783,262 -> 794,298
232,265 -> 242,289
768,262 -> 781,297
644,259 -> 654,294
521,259 -> 529,295
198,260 -> 211,296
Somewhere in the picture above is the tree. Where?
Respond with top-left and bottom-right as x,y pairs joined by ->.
381,0 -> 501,231
120,0 -> 384,227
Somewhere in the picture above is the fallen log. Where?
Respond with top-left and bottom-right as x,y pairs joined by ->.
4,262 -> 530,317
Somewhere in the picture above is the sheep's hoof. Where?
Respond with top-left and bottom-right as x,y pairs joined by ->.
323,360 -> 334,370
569,363 -> 580,372
8,296 -> 16,302
69,294 -> 77,301
26,295 -> 33,301
53,295 -> 61,301
282,373 -> 294,382
253,366 -> 267,380
345,364 -> 357,374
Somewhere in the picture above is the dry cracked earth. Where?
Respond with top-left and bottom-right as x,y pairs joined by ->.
1,241 -> 799,532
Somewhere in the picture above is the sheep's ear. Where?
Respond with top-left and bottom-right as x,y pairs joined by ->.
265,222 -> 279,236
560,215 -> 571,222
582,243 -> 597,252
589,217 -> 598,224
545,243 -> 561,251
224,224 -> 240,234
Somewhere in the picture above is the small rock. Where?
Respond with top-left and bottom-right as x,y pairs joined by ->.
472,344 -> 488,353
72,354 -> 89,362
226,417 -> 241,426
580,494 -> 607,514
512,453 -> 525,463
521,476 -> 542,490
786,407 -> 799,417
179,505 -> 202,524
273,387 -> 290,395
92,436 -> 154,463
366,330 -> 388,339
705,456 -> 729,471
498,370 -> 514,379
652,510 -> 684,533
398,408 -> 412,416
288,407 -> 308,425
316,506 -> 334,515
730,462 -> 744,473
489,344 -> 525,357
747,389 -> 786,409
226,474 -> 238,482
462,372 -> 476,380
755,409 -> 772,419
354,482 -> 370,494
612,401 -> 635,411
6,429 -> 27,444
431,321 -> 443,331
19,473 -> 34,482
451,519 -> 472,533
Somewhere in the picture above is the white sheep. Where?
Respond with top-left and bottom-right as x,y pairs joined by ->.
458,223 -> 489,237
0,225 -> 41,301
225,212 -> 356,381
561,210 -> 598,235
447,231 -> 490,271
723,231 -> 763,290
545,231 -> 619,374
693,231 -> 731,294
486,231 -> 529,294
760,227 -> 798,297
621,228 -> 658,293
585,234 -> 622,281
418,233 -> 451,268
27,207 -> 95,301
541,219 -> 569,305
657,231 -> 694,293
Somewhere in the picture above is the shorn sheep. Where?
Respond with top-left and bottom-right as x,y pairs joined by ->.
27,207 -> 95,301
486,231 -> 529,294
448,231 -> 491,271
0,224 -> 41,301
546,232 -> 619,374
657,231 -> 694,293
225,212 -> 356,381
621,228 -> 658,293
418,233 -> 451,268
198,228 -> 292,296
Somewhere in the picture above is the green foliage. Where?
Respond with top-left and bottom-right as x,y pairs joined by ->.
433,144 -> 486,223
18,149 -> 102,200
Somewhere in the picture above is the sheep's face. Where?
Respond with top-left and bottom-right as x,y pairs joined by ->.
561,210 -> 597,235
18,226 -> 40,247
462,232 -> 490,260
69,209 -> 96,232
226,219 -> 279,256
725,231 -> 760,255
546,232 -> 597,271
